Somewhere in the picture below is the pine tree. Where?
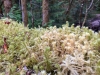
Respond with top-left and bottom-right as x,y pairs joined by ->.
21,0 -> 28,27
42,0 -> 49,26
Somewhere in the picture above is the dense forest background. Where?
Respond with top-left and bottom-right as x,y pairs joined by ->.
0,0 -> 100,28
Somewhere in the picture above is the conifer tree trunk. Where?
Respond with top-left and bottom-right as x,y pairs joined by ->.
21,0 -> 28,27
42,0 -> 49,26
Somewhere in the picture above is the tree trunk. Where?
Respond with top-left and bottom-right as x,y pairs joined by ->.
21,0 -> 28,27
42,0 -> 49,26
3,0 -> 12,17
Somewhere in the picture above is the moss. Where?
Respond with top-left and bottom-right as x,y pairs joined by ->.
0,18 -> 100,74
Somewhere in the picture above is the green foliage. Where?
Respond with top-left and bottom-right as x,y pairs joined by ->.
4,0 -> 100,28
8,4 -> 22,22
49,0 -> 66,27
96,2 -> 100,12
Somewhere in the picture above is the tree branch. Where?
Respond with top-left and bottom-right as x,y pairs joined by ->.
65,0 -> 74,16
87,0 -> 94,11
82,0 -> 94,26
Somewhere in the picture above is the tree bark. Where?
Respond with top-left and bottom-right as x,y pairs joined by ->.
42,0 -> 49,26
21,0 -> 28,27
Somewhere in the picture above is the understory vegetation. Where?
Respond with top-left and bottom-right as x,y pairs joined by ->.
0,19 -> 100,75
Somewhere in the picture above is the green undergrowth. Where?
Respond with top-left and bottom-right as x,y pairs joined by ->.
0,18 -> 100,75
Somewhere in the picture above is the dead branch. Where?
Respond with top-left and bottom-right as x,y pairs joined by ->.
82,0 -> 94,26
